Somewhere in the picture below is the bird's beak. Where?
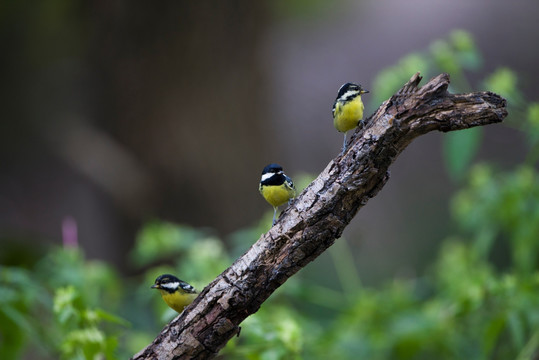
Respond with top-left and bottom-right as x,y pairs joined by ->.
361,90 -> 369,94
151,284 -> 159,289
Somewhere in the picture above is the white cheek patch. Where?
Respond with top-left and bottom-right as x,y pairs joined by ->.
161,282 -> 180,290
261,173 -> 274,182
339,90 -> 360,101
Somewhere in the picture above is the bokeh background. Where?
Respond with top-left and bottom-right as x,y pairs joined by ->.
1,0 -> 539,359
3,0 -> 537,276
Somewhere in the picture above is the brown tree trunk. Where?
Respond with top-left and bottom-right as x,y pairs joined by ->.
132,73 -> 507,360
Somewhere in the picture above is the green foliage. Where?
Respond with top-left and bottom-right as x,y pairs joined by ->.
443,128 -> 483,181
483,67 -> 521,104
130,221 -> 209,267
0,267 -> 46,359
224,304 -> 309,360
53,286 -> 127,360
453,165 -> 539,273
0,249 -> 127,359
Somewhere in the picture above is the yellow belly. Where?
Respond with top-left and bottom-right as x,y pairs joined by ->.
159,290 -> 197,313
333,96 -> 364,133
260,184 -> 295,207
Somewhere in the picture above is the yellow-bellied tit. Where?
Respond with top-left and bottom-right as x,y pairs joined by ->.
259,163 -> 296,226
332,82 -> 369,154
151,274 -> 197,313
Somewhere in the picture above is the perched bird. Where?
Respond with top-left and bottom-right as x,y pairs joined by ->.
259,163 -> 296,225
332,82 -> 369,154
151,274 -> 197,313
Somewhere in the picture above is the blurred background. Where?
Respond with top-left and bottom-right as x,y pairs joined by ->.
2,0 -> 537,275
1,0 -> 539,359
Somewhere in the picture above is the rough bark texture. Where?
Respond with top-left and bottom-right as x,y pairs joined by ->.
132,73 -> 507,360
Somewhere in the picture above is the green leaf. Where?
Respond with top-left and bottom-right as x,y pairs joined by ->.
527,103 -> 539,127
482,315 -> 506,357
430,40 -> 460,75
508,311 -> 525,349
450,30 -> 475,52
443,127 -> 483,181
483,67 -> 521,104
92,308 -> 130,327
449,30 -> 482,71
131,221 -> 210,267
516,330 -> 539,360
525,103 -> 539,145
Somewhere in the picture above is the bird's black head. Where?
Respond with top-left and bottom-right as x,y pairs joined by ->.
261,163 -> 283,176
152,274 -> 181,292
336,83 -> 364,98
260,163 -> 287,186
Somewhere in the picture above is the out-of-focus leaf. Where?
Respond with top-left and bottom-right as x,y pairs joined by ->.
516,331 -> 539,360
450,30 -> 482,70
53,286 -> 80,325
508,310 -> 525,349
483,67 -> 520,103
131,221 -> 210,267
527,103 -> 539,127
482,315 -> 506,357
525,103 -> 539,145
450,30 -> 475,52
430,40 -> 460,75
90,308 -> 131,327
443,127 -> 483,181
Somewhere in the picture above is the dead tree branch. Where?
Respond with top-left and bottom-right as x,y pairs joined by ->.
132,73 -> 507,360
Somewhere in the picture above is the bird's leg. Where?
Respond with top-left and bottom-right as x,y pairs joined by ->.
341,132 -> 347,155
272,207 -> 277,226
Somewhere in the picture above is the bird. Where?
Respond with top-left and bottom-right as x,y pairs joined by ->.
332,82 -> 369,154
151,274 -> 198,313
259,163 -> 296,226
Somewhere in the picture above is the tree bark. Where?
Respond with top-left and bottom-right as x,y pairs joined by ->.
132,73 -> 507,360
